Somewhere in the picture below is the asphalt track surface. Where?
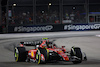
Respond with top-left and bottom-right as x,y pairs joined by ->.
0,31 -> 100,67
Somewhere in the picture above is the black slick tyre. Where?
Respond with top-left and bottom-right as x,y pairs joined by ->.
14,47 -> 27,62
71,47 -> 82,64
36,48 -> 47,64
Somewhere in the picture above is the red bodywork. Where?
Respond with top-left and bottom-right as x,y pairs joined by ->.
21,40 -> 70,61
47,48 -> 69,61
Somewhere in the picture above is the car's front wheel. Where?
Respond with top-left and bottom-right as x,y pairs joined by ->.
36,48 -> 48,64
70,47 -> 82,64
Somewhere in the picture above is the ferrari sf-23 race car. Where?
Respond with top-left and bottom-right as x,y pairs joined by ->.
14,38 -> 87,64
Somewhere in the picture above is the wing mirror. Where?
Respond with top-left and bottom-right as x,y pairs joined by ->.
62,46 -> 65,48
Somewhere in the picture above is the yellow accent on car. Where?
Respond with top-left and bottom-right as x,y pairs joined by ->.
37,49 -> 41,64
47,49 -> 49,53
31,51 -> 34,57
42,38 -> 48,40
15,48 -> 19,62
36,49 -> 41,64
36,54 -> 38,59
16,54 -> 18,62
59,51 -> 63,53
46,49 -> 49,59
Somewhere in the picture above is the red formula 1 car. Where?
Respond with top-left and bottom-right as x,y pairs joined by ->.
14,38 -> 87,64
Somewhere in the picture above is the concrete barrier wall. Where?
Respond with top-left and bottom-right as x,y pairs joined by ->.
8,24 -> 100,33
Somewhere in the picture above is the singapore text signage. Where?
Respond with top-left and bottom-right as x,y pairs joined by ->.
14,25 -> 53,32
64,24 -> 100,31
8,24 -> 100,33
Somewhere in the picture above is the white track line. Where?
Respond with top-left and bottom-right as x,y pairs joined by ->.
96,35 -> 100,37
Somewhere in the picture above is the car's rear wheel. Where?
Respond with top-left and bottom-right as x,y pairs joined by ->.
14,47 -> 27,62
71,47 -> 82,64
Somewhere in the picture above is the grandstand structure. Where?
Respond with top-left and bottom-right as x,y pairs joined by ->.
0,0 -> 100,33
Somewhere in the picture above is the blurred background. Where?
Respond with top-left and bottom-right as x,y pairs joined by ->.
0,0 -> 100,33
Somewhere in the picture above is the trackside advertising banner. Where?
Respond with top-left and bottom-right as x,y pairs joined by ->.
8,24 -> 100,33
8,25 -> 63,33
64,24 -> 100,31
14,25 -> 53,32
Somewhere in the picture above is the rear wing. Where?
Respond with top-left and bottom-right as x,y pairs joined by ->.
19,38 -> 55,46
20,41 -> 41,46
20,38 -> 49,46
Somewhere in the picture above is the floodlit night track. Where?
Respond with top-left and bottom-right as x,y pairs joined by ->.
0,31 -> 100,67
